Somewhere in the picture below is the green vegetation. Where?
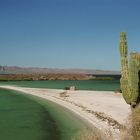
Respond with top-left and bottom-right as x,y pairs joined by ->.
119,32 -> 140,107
119,32 -> 140,140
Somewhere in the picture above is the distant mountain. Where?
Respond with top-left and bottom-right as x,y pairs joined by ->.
0,66 -> 120,75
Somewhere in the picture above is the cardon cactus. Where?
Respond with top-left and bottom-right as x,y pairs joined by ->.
119,32 -> 140,107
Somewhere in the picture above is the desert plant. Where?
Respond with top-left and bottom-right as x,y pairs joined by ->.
119,32 -> 140,107
119,32 -> 140,140
120,107 -> 140,140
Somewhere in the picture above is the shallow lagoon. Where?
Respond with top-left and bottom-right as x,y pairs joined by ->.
0,79 -> 120,139
0,89 -> 89,140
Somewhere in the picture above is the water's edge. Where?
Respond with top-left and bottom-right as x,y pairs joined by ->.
0,88 -> 91,140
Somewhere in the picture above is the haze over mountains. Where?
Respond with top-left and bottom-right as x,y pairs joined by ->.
0,66 -> 120,75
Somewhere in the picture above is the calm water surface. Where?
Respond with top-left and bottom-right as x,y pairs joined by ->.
0,79 -> 120,139
0,89 -> 89,140
0,79 -> 120,91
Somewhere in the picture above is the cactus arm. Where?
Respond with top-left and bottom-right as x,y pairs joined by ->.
119,32 -> 132,104
129,53 -> 139,105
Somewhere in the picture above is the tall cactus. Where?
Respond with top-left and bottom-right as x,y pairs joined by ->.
119,32 -> 140,107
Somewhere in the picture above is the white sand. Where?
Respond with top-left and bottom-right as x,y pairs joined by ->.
0,85 -> 131,139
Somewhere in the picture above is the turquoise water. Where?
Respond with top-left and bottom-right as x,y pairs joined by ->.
0,79 -> 120,139
0,79 -> 120,91
0,89 -> 89,140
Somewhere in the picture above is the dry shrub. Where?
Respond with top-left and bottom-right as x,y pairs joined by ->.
71,128 -> 114,140
120,105 -> 140,140
120,123 -> 133,140
131,106 -> 140,140
71,129 -> 102,140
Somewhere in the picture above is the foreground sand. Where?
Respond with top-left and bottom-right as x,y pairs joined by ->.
0,85 -> 131,139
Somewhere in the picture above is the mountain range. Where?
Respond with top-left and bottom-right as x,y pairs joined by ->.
0,66 -> 120,75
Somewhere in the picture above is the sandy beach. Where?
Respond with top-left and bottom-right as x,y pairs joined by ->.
0,85 -> 131,139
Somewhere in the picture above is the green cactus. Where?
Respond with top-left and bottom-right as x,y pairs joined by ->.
119,32 -> 140,107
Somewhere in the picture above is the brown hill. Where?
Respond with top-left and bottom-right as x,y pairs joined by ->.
0,66 -> 120,75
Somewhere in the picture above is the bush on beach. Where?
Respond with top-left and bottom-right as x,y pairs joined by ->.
71,130 -> 102,140
71,129 -> 114,140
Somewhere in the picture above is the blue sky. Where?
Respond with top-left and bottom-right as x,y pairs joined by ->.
0,0 -> 140,70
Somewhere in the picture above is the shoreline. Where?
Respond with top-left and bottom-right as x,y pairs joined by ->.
0,85 -> 131,139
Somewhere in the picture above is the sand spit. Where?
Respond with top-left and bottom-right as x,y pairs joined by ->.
0,85 -> 131,139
